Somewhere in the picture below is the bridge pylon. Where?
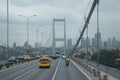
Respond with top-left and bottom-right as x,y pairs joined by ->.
52,18 -> 67,55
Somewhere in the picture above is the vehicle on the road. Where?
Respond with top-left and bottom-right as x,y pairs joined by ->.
36,55 -> 40,59
17,56 -> 24,62
66,58 -> 70,66
49,55 -> 57,59
7,56 -> 17,63
40,55 -> 49,58
62,55 -> 66,59
56,52 -> 60,58
24,55 -> 31,62
39,56 -> 51,68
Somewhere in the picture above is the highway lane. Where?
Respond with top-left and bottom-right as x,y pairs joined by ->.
54,59 -> 89,80
16,59 -> 59,80
0,59 -> 58,80
0,60 -> 38,80
0,58 -> 90,80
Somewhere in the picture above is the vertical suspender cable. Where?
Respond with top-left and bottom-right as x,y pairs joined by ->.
97,0 -> 100,69
7,0 -> 9,48
7,0 -> 9,58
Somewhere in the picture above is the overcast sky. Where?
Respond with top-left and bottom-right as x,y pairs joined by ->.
0,0 -> 120,47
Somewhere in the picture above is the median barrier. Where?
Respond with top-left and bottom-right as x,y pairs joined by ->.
84,64 -> 87,70
97,70 -> 101,80
10,62 -> 13,67
87,65 -> 89,71
85,64 -> 88,70
15,62 -> 17,65
79,61 -> 82,65
21,61 -> 23,64
88,66 -> 92,73
92,69 -> 97,77
103,75 -> 108,80
0,64 -> 3,70
84,64 -> 86,68
18,61 -> 21,64
0,59 -> 36,70
71,57 -> 120,80
82,63 -> 84,67
5,63 -> 10,68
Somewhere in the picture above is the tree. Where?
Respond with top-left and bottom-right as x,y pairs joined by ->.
91,49 -> 120,68
79,53 -> 85,59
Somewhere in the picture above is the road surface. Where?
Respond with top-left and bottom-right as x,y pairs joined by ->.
0,58 -> 89,80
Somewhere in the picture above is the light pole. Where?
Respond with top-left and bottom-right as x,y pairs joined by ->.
97,0 -> 100,70
36,25 -> 44,48
6,0 -> 9,58
36,26 -> 38,48
40,31 -> 47,47
19,15 -> 37,49
7,0 -> 9,48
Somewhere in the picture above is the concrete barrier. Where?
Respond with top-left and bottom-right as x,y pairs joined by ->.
0,64 -> 3,70
103,75 -> 108,80
97,70 -> 101,80
71,57 -> 120,80
88,67 -> 92,73
92,69 -> 97,77
5,63 -> 10,68
97,70 -> 100,76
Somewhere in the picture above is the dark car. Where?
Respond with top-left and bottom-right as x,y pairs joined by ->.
17,56 -> 24,62
8,56 -> 17,63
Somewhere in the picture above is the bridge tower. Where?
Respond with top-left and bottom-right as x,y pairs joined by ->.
52,18 -> 67,55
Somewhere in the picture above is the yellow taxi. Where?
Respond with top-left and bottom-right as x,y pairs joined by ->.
39,56 -> 51,68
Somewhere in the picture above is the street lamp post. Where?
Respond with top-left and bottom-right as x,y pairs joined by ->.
39,31 -> 47,47
6,0 -> 9,58
97,0 -> 100,71
36,26 -> 38,48
31,25 -> 44,48
7,0 -> 9,48
36,25 -> 44,48
19,15 -> 37,49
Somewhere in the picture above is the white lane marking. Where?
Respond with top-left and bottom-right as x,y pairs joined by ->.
71,59 -> 92,80
0,60 -> 37,73
14,66 -> 36,80
52,58 -> 61,80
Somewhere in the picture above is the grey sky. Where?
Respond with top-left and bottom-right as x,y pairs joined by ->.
0,0 -> 120,47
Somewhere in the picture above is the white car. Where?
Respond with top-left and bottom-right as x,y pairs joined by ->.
62,55 -> 66,59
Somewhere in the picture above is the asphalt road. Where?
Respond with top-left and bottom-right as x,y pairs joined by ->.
0,58 -> 89,80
